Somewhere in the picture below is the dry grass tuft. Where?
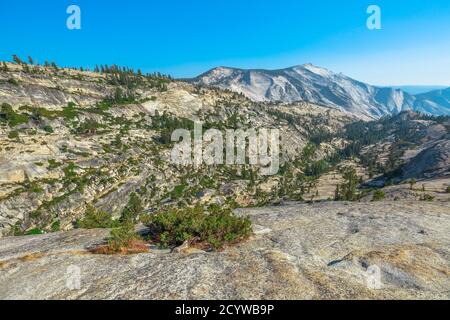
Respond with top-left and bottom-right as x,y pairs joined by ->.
90,238 -> 149,255
18,252 -> 45,262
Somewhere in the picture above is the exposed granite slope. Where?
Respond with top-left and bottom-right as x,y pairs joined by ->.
0,63 -> 353,237
1,201 -> 449,300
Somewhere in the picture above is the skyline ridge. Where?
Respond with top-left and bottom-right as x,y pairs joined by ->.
2,1 -> 449,85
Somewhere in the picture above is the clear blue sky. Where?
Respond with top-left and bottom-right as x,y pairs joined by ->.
1,0 -> 450,85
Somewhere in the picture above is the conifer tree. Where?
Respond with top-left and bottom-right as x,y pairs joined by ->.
12,54 -> 23,65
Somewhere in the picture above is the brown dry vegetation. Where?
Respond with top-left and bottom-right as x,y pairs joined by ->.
90,238 -> 149,255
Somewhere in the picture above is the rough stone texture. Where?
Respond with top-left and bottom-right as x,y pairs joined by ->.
0,201 -> 449,300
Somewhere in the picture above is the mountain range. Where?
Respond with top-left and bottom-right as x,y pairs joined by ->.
390,85 -> 448,95
188,64 -> 450,119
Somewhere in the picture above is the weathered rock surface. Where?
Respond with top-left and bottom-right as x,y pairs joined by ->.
1,201 -> 449,300
402,137 -> 450,180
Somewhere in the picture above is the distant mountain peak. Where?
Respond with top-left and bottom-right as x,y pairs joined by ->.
295,63 -> 334,76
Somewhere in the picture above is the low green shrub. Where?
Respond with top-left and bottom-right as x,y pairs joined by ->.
81,193 -> 148,254
42,125 -> 54,133
76,205 -> 118,229
420,194 -> 435,202
108,224 -> 144,252
25,229 -> 45,235
171,183 -> 187,199
51,220 -> 61,232
75,119 -> 102,135
372,190 -> 385,201
63,102 -> 79,119
143,206 -> 252,250
1,103 -> 28,127
8,78 -> 19,86
119,192 -> 143,224
48,159 -> 62,169
8,130 -> 19,139
91,223 -> 148,255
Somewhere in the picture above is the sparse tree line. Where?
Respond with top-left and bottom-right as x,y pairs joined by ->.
4,55 -> 172,92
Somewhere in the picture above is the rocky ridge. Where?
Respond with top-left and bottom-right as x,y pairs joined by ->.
189,64 -> 450,119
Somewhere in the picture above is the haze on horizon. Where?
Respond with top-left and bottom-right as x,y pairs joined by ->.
1,0 -> 449,87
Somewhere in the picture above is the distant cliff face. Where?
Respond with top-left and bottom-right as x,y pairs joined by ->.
188,64 -> 450,120
402,138 -> 450,180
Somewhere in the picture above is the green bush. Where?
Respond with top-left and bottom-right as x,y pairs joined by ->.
78,193 -> 147,254
107,224 -> 140,252
51,220 -> 61,232
409,179 -> 417,190
63,162 -> 78,180
446,186 -> 450,193
42,125 -> 54,133
120,192 -> 143,224
372,190 -> 385,201
8,130 -> 19,139
25,229 -> 45,235
26,181 -> 44,193
171,183 -> 187,199
8,78 -> 19,86
75,119 -> 102,135
0,103 -> 28,127
144,206 -> 252,250
76,205 -> 118,229
420,194 -> 435,202
48,159 -> 62,169
90,222 -> 147,255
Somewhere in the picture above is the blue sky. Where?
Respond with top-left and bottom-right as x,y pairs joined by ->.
1,0 -> 450,85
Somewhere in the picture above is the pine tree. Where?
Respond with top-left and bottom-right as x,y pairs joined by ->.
339,167 -> 359,201
409,179 -> 416,190
120,193 -> 143,224
12,54 -> 23,65
334,185 -> 340,201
